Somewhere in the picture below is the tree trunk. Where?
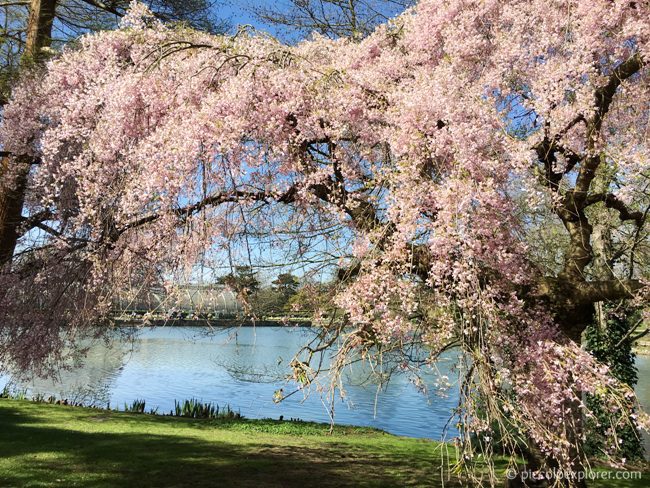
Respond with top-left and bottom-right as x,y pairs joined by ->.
0,0 -> 57,265
558,303 -> 591,488
0,156 -> 30,263
24,0 -> 57,65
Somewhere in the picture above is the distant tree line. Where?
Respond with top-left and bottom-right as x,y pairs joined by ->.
215,266 -> 333,319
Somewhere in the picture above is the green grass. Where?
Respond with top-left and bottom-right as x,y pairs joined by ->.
0,398 -> 461,487
0,399 -> 647,487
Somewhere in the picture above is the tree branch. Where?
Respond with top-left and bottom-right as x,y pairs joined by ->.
573,279 -> 645,304
592,53 -> 644,133
585,193 -> 645,226
78,0 -> 125,18
0,1 -> 29,7
575,53 -> 644,196
118,189 -> 277,235
555,53 -> 645,280
615,317 -> 645,347
18,209 -> 55,236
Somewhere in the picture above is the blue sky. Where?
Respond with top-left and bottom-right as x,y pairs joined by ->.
215,1 -> 413,40
217,1 -> 290,38
220,1 -> 263,27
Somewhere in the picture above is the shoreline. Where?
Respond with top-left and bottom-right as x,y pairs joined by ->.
112,318 -> 313,328
635,338 -> 650,356
0,398 -> 460,488
1,398 -> 647,487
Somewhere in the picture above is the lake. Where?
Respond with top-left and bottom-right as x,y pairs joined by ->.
2,326 -> 650,445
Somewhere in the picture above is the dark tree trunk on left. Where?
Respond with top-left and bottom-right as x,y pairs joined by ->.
0,156 -> 31,263
0,0 -> 57,265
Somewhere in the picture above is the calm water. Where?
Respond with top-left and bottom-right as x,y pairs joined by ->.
1,327 -> 461,439
2,326 -> 649,442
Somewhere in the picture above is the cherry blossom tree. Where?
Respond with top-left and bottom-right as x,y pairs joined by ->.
1,1 -> 649,484
0,0 -> 228,264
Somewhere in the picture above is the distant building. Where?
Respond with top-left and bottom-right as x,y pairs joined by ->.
113,285 -> 241,317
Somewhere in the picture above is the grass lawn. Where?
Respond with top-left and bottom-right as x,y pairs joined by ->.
0,398 -> 647,487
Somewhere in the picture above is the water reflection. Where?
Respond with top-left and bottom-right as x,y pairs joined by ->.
1,327 -> 461,438
2,326 -> 649,443
5,338 -> 128,407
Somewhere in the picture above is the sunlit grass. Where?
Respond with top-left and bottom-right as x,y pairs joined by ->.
0,399 -> 646,487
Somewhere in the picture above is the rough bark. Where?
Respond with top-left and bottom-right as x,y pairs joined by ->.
23,0 -> 57,65
0,0 -> 57,265
0,156 -> 31,263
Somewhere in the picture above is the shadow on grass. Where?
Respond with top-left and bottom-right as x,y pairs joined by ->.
0,405 -> 452,488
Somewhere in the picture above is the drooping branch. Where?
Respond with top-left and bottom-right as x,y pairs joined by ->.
2,2 -> 649,477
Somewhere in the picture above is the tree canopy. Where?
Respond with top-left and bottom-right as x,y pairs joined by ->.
0,0 -> 649,483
